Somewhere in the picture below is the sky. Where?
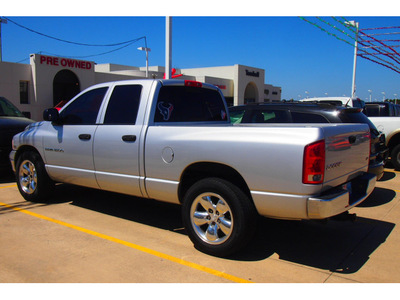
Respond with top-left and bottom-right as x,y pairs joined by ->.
2,1 -> 400,101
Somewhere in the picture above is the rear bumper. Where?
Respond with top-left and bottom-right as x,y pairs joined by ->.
307,172 -> 376,219
251,172 -> 376,220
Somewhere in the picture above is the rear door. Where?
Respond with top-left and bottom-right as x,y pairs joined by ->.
93,81 -> 151,197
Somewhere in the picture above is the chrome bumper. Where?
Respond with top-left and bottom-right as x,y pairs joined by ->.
9,150 -> 16,173
307,172 -> 376,219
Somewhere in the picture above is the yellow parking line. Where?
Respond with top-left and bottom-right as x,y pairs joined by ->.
384,168 -> 400,174
0,184 -> 17,189
0,201 -> 252,283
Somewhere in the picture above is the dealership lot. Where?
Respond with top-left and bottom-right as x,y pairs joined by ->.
1,167 -> 400,283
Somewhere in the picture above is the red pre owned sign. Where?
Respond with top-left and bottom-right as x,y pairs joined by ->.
39,55 -> 92,70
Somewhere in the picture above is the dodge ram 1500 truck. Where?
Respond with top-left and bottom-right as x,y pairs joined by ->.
10,79 -> 376,257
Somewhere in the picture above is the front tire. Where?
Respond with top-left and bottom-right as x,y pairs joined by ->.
16,151 -> 54,202
182,177 -> 257,257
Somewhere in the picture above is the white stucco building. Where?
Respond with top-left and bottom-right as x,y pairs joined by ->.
0,53 -> 281,121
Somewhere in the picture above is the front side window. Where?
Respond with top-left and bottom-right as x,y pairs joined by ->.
60,87 -> 108,125
104,85 -> 142,125
154,86 -> 227,123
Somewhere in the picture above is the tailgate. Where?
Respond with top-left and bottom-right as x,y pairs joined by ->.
322,124 -> 370,188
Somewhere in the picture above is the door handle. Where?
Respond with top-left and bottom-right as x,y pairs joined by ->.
122,135 -> 136,142
79,134 -> 91,140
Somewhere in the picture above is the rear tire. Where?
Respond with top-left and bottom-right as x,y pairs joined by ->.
391,144 -> 400,170
16,151 -> 54,202
182,177 -> 258,257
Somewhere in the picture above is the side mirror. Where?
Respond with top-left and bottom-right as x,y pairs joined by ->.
43,108 -> 62,125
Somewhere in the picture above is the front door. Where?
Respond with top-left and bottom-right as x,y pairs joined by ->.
43,86 -> 108,188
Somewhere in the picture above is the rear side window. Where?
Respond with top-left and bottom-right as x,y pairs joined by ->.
155,86 -> 227,123
104,85 -> 142,125
291,112 -> 329,123
247,109 -> 291,123
60,87 -> 108,125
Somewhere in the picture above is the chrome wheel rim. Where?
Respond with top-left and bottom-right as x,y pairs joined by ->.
190,192 -> 233,245
19,160 -> 37,195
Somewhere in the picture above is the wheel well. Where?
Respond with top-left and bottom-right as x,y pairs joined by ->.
178,162 -> 251,204
14,146 -> 42,167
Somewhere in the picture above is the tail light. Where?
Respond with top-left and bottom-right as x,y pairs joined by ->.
303,140 -> 325,184
185,80 -> 202,87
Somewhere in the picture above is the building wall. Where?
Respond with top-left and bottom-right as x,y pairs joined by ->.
0,61 -> 33,116
30,54 -> 96,120
182,64 -> 267,105
264,84 -> 282,102
235,64 -> 265,105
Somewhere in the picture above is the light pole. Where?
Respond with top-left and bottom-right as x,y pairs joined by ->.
368,89 -> 372,102
382,92 -> 386,101
345,20 -> 359,99
0,17 -> 8,62
137,46 -> 151,78
165,17 -> 172,80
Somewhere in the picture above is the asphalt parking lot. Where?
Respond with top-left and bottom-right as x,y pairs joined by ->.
1,167 -> 400,284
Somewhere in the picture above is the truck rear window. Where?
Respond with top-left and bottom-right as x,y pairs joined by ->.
155,86 -> 227,123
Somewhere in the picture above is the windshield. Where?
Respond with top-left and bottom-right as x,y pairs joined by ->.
0,97 -> 25,117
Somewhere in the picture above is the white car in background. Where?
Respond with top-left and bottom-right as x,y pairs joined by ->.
299,97 -> 366,110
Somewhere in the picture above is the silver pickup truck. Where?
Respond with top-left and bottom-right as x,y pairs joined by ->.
10,79 -> 376,257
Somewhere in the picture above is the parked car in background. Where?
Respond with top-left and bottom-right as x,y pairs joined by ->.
229,102 -> 387,180
365,101 -> 400,117
299,97 -> 366,110
0,96 -> 35,172
365,102 -> 400,169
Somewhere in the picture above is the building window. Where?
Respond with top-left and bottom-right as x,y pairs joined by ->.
19,81 -> 29,104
